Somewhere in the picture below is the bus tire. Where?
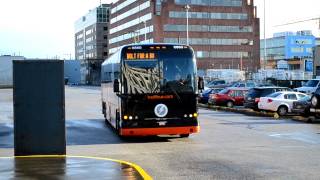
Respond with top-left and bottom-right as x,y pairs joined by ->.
116,110 -> 120,132
180,134 -> 189,138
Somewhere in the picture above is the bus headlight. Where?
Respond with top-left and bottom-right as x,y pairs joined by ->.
129,116 -> 133,120
189,114 -> 193,118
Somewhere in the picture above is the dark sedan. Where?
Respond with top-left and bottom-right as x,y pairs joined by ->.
292,96 -> 311,116
199,88 -> 223,104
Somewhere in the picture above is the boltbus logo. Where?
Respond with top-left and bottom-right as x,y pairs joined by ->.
154,104 -> 168,118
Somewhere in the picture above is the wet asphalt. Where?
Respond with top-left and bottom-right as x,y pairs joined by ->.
1,86 -> 320,179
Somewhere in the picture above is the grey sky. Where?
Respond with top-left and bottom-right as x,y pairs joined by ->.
0,0 -> 319,58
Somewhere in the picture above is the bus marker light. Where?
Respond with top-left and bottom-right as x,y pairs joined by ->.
193,113 -> 198,117
124,115 -> 128,120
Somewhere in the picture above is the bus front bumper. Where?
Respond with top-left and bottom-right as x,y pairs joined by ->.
119,126 -> 200,136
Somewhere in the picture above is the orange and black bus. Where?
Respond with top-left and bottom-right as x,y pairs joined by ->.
101,43 -> 203,137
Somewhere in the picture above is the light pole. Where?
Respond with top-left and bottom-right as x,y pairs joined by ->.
263,0 -> 267,69
185,4 -> 190,45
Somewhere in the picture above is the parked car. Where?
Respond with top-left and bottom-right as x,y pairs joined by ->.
310,86 -> 320,116
244,87 -> 291,110
199,88 -> 223,104
206,80 -> 226,87
231,81 -> 256,88
208,87 -> 248,107
294,79 -> 320,94
258,91 -> 309,116
292,95 -> 311,116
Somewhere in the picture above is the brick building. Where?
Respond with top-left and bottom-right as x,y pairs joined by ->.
108,0 -> 260,72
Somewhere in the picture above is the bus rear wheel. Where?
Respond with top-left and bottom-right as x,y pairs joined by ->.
180,134 -> 189,138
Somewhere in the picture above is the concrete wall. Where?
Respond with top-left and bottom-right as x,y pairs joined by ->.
0,56 -> 25,87
64,60 -> 81,84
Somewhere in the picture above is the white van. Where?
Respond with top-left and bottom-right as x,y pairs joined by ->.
294,79 -> 320,94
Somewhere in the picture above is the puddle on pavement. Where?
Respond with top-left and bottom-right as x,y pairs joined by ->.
0,157 -> 144,180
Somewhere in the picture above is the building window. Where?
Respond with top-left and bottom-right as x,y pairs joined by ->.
110,1 -> 150,24
174,0 -> 242,7
169,11 -> 247,20
164,38 -> 252,46
164,25 -> 252,33
196,51 -> 249,58
291,47 -> 304,53
103,27 -> 108,31
110,13 -> 152,34
306,48 -> 313,53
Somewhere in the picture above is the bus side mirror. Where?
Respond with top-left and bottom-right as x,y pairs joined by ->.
113,79 -> 120,93
198,77 -> 204,90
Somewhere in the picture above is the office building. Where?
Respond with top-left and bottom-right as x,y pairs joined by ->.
108,0 -> 260,72
261,30 -> 316,71
74,4 -> 111,84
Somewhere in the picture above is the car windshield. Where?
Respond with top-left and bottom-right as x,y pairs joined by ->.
267,92 -> 282,98
202,89 -> 212,94
218,89 -> 229,94
304,80 -> 319,87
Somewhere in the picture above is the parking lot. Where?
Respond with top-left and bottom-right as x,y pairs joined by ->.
1,86 -> 320,179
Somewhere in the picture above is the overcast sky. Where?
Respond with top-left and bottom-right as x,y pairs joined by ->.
0,0 -> 319,59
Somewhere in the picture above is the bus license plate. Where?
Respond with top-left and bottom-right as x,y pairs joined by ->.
157,121 -> 167,126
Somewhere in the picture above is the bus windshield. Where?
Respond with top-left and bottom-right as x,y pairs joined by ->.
122,47 -> 196,94
160,49 -> 195,93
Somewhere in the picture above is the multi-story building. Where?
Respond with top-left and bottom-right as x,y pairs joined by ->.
108,0 -> 260,72
261,30 -> 316,71
74,4 -> 111,84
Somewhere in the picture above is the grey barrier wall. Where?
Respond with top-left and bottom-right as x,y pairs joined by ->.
13,60 -> 66,156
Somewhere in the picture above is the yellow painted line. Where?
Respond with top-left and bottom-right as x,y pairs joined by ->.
0,155 -> 152,180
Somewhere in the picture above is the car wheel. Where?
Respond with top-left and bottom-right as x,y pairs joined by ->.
311,95 -> 318,107
277,106 -> 288,116
226,101 -> 234,108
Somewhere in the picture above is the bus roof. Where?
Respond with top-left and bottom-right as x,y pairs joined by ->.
102,43 -> 194,66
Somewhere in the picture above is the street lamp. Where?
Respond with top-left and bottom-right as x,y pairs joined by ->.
263,0 -> 267,70
184,4 -> 190,45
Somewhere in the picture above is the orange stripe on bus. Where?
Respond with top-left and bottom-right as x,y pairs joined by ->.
120,126 -> 200,136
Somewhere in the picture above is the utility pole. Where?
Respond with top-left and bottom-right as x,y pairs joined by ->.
185,5 -> 190,45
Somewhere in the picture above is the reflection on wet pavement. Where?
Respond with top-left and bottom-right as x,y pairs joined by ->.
0,119 -> 171,148
0,156 -> 144,180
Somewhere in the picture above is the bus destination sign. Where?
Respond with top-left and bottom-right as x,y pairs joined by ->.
126,52 -> 156,60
